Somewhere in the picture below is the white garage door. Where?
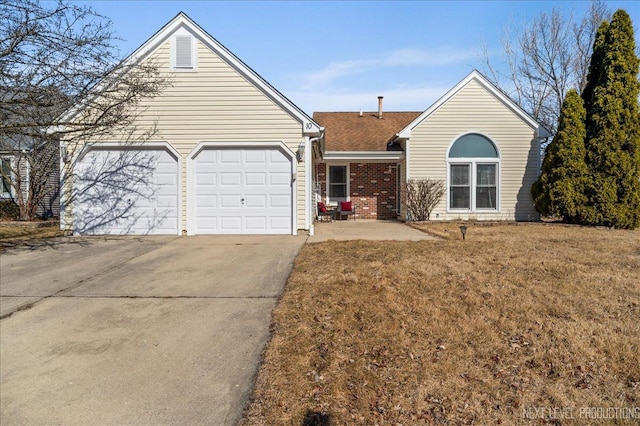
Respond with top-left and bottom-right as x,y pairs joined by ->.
74,148 -> 179,235
193,147 -> 293,234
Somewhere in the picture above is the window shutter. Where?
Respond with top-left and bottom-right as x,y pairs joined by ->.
175,35 -> 192,68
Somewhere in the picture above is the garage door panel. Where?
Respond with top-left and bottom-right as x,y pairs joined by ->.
245,173 -> 266,186
269,150 -> 289,163
270,217 -> 291,230
196,173 -> 217,185
245,217 -> 267,230
157,170 -> 178,184
269,172 -> 290,186
221,150 -> 242,164
195,163 -> 216,174
196,197 -> 218,209
245,150 -> 267,163
156,195 -> 178,208
220,195 -> 241,208
157,162 -> 177,172
135,199 -> 153,209
220,173 -> 242,186
220,216 -> 242,230
245,194 -> 267,208
74,148 -> 179,235
193,147 -> 292,234
198,217 -> 217,231
269,194 -> 290,208
196,149 -> 217,163
196,195 -> 217,208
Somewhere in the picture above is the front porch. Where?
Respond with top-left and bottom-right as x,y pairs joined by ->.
314,162 -> 401,220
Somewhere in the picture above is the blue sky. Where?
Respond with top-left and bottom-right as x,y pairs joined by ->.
76,1 -> 639,114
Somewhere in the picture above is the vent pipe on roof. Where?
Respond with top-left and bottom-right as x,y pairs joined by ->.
359,109 -> 363,117
378,96 -> 383,119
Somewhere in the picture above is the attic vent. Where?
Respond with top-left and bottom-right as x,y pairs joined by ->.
175,35 -> 193,68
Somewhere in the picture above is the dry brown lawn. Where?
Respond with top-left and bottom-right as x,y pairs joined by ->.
241,223 -> 640,425
0,221 -> 65,251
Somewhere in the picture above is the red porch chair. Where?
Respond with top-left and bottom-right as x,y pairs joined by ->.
338,201 -> 356,220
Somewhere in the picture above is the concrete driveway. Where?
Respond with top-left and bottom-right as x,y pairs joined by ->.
0,234 -> 305,425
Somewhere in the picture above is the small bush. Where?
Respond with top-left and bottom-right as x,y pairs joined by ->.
403,178 -> 445,221
0,200 -> 19,220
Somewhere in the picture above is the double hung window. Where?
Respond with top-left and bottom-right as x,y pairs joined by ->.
448,134 -> 499,211
328,165 -> 347,203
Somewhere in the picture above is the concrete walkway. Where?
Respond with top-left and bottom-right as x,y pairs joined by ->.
308,219 -> 436,242
0,235 -> 305,426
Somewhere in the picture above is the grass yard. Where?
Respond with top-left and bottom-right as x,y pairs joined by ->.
0,222 -> 65,251
241,223 -> 640,425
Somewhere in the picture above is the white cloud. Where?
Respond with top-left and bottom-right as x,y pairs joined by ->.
300,59 -> 377,90
294,47 -> 477,90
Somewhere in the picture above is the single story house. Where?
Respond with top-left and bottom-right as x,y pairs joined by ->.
313,71 -> 550,222
60,12 -> 322,235
60,13 -> 548,236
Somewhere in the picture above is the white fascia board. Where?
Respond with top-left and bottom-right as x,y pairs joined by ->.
397,70 -> 549,139
322,151 -> 404,162
59,12 -> 322,136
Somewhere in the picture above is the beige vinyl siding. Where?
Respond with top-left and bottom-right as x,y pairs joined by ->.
408,79 -> 539,221
65,38 -> 307,233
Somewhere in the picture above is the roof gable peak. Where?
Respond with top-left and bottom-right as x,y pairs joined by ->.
397,70 -> 550,139
63,12 -> 321,135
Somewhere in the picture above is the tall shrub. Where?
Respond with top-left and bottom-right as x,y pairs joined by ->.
532,90 -> 589,222
581,10 -> 640,228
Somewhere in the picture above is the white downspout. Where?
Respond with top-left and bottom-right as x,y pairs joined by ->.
403,138 -> 410,222
306,135 -> 321,236
59,141 -> 66,231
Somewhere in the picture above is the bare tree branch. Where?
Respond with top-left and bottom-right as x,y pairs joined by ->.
0,0 -> 170,220
481,0 -> 611,135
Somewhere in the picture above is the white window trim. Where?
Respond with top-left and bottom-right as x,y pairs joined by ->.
446,132 -> 501,213
447,159 -> 500,213
326,163 -> 350,205
170,29 -> 197,72
1,156 -> 14,198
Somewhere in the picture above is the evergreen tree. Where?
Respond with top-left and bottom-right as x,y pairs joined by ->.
581,21 -> 609,120
532,90 -> 589,222
581,10 -> 640,229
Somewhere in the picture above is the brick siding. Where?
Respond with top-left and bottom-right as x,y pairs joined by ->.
315,162 -> 399,220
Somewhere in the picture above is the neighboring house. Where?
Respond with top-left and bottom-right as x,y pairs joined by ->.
60,12 -> 322,235
0,135 -> 60,219
313,71 -> 550,222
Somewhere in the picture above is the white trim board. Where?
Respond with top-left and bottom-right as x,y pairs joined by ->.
322,151 -> 404,162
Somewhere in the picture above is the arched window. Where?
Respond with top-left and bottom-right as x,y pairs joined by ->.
448,134 -> 499,211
